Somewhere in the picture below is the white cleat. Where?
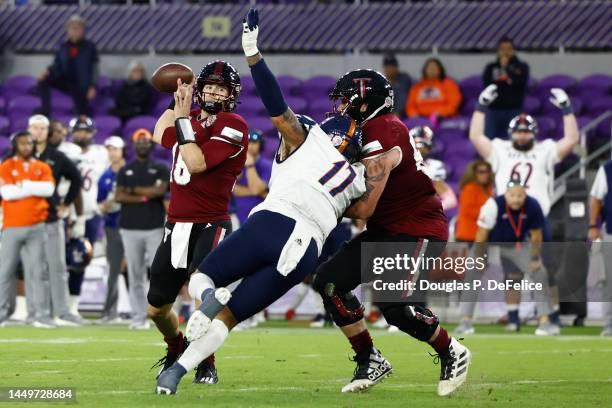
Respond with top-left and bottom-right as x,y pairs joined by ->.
155,386 -> 174,395
437,337 -> 471,396
341,347 -> 393,393
186,288 -> 231,341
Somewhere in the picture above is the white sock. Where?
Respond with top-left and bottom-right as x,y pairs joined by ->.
189,273 -> 216,301
69,295 -> 80,315
177,319 -> 229,371
288,283 -> 310,310
10,296 -> 27,319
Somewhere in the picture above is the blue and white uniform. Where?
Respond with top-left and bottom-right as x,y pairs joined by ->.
199,122 -> 366,322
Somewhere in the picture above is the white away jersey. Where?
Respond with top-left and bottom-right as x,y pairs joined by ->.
74,144 -> 109,218
424,158 -> 447,181
487,139 -> 559,215
251,124 -> 366,251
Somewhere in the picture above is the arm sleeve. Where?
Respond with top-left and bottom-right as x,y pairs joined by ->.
161,126 -> 178,150
203,115 -> 248,169
477,197 -> 498,230
62,155 -> 83,205
590,166 -> 608,200
21,180 -> 54,198
361,120 -> 401,160
0,185 -> 29,200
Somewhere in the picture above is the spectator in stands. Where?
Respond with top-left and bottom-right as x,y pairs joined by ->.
482,37 -> 529,139
382,53 -> 411,119
455,159 -> 494,242
112,61 -> 154,122
97,136 -> 127,324
233,130 -> 272,225
115,129 -> 169,330
410,126 -> 457,210
588,159 -> 612,336
0,132 -> 55,328
39,15 -> 98,116
405,58 -> 461,119
30,114 -> 83,326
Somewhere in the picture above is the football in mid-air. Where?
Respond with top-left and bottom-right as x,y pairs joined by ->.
151,62 -> 194,93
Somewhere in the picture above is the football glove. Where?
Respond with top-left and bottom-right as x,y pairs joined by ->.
478,84 -> 498,106
549,88 -> 573,114
242,8 -> 260,57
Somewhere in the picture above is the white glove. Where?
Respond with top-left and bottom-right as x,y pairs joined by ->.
549,88 -> 572,113
72,215 -> 86,239
478,84 -> 498,106
242,8 -> 260,57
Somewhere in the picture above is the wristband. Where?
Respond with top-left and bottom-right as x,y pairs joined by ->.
561,105 -> 573,115
475,102 -> 487,113
246,164 -> 255,169
175,117 -> 197,145
167,99 -> 176,111
588,225 -> 599,229
531,255 -> 540,261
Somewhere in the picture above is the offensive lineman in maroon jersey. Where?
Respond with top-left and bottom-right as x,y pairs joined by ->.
148,60 -> 248,385
312,70 -> 471,396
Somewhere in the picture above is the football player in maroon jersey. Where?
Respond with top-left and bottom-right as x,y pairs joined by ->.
148,60 -> 248,385
313,70 -> 471,396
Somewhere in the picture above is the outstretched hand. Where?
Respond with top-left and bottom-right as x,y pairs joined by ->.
174,78 -> 193,119
242,8 -> 260,57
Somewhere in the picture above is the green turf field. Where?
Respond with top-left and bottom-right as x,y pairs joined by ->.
0,323 -> 610,407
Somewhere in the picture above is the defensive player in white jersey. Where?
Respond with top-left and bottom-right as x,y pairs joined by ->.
66,116 -> 109,315
411,125 -> 457,210
467,84 -> 578,333
470,84 -> 579,216
155,8 -> 400,395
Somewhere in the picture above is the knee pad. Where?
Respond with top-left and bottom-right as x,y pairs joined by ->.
313,276 -> 363,327
379,303 -> 439,342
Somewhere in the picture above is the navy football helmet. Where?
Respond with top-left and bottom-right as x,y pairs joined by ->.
508,113 -> 538,151
196,60 -> 241,114
409,126 -> 434,150
320,114 -> 362,164
329,69 -> 394,124
66,237 -> 93,271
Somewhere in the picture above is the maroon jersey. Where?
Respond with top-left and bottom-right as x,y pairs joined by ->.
161,110 -> 248,223
361,113 -> 448,240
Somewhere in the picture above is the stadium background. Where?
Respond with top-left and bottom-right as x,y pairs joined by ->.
0,1 -> 610,319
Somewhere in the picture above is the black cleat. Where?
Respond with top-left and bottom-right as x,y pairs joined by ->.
193,360 -> 218,384
341,347 -> 392,393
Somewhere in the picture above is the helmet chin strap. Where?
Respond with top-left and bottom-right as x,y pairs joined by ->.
362,103 -> 387,124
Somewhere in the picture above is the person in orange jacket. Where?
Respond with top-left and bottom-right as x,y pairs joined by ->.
406,58 -> 462,119
0,131 -> 56,327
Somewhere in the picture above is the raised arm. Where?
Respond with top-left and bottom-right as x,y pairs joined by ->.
242,8 -> 305,150
344,147 -> 402,219
548,88 -> 579,160
469,84 -> 497,159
